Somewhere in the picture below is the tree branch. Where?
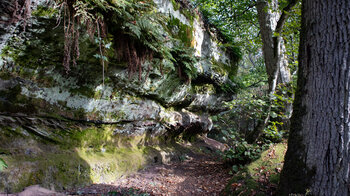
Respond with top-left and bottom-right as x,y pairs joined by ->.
275,0 -> 299,35
232,3 -> 257,20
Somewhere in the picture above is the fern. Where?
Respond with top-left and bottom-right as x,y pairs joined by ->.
0,158 -> 8,172
125,23 -> 142,38
53,0 -> 199,81
169,43 -> 198,81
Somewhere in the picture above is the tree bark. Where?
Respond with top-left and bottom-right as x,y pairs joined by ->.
279,0 -> 350,195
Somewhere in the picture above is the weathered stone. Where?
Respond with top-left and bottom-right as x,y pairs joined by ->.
0,0 -> 237,192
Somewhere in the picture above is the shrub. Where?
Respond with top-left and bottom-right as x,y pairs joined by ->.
222,133 -> 269,173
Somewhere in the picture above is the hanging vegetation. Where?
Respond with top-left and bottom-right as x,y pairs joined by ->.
6,0 -> 199,83
3,0 -> 32,29
54,0 -> 172,80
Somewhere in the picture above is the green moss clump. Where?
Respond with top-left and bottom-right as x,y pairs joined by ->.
1,45 -> 20,60
167,17 -> 194,47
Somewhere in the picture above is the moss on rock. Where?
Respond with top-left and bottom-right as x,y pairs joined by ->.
0,124 -> 163,193
167,17 -> 194,47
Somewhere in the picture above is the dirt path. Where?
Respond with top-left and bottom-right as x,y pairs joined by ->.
68,154 -> 232,196
1,138 -> 231,196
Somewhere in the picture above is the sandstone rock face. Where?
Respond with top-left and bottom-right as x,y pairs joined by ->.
0,0 -> 237,193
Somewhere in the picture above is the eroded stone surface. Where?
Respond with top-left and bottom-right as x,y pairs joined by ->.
0,0 -> 237,193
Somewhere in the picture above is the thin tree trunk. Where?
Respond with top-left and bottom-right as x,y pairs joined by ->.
256,0 -> 279,92
247,0 -> 288,143
247,0 -> 298,143
279,0 -> 350,195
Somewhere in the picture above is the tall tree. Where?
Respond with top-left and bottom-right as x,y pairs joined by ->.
279,0 -> 350,195
247,0 -> 299,142
256,0 -> 296,91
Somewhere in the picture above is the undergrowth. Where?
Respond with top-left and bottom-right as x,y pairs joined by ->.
223,143 -> 287,196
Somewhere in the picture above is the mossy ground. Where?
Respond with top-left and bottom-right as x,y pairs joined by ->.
0,124 -> 159,193
0,123 -> 214,193
223,142 -> 287,196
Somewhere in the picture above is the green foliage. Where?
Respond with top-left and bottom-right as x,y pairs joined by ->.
170,0 -> 181,11
260,83 -> 295,143
193,0 -> 301,83
222,43 -> 243,67
55,0 -> 199,81
218,81 -> 294,144
271,83 -> 295,117
219,82 -> 238,94
193,0 -> 259,52
124,12 -> 168,54
226,92 -> 269,124
32,5 -> 57,17
230,93 -> 283,141
282,1 -> 301,75
236,59 -> 267,89
169,43 -> 198,81
209,119 -> 268,173
224,139 -> 264,169
264,121 -> 284,142
224,143 -> 287,195
0,158 -> 8,171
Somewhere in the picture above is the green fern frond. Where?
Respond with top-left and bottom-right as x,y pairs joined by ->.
163,59 -> 175,71
0,158 -> 8,172
160,48 -> 175,62
143,41 -> 158,52
125,23 -> 142,38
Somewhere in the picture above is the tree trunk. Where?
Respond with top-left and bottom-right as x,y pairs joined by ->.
279,0 -> 350,195
247,0 -> 293,143
256,0 -> 281,94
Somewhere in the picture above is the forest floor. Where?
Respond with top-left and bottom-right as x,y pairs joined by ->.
66,140 -> 287,196
3,139 -> 286,196
67,137 -> 232,196
68,154 -> 232,196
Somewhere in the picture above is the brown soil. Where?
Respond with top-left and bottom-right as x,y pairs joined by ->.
68,154 -> 232,196
67,137 -> 232,196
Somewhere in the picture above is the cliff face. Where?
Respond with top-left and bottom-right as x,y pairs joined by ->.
0,0 -> 238,192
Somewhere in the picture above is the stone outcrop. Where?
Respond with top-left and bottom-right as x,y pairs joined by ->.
0,0 -> 238,193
